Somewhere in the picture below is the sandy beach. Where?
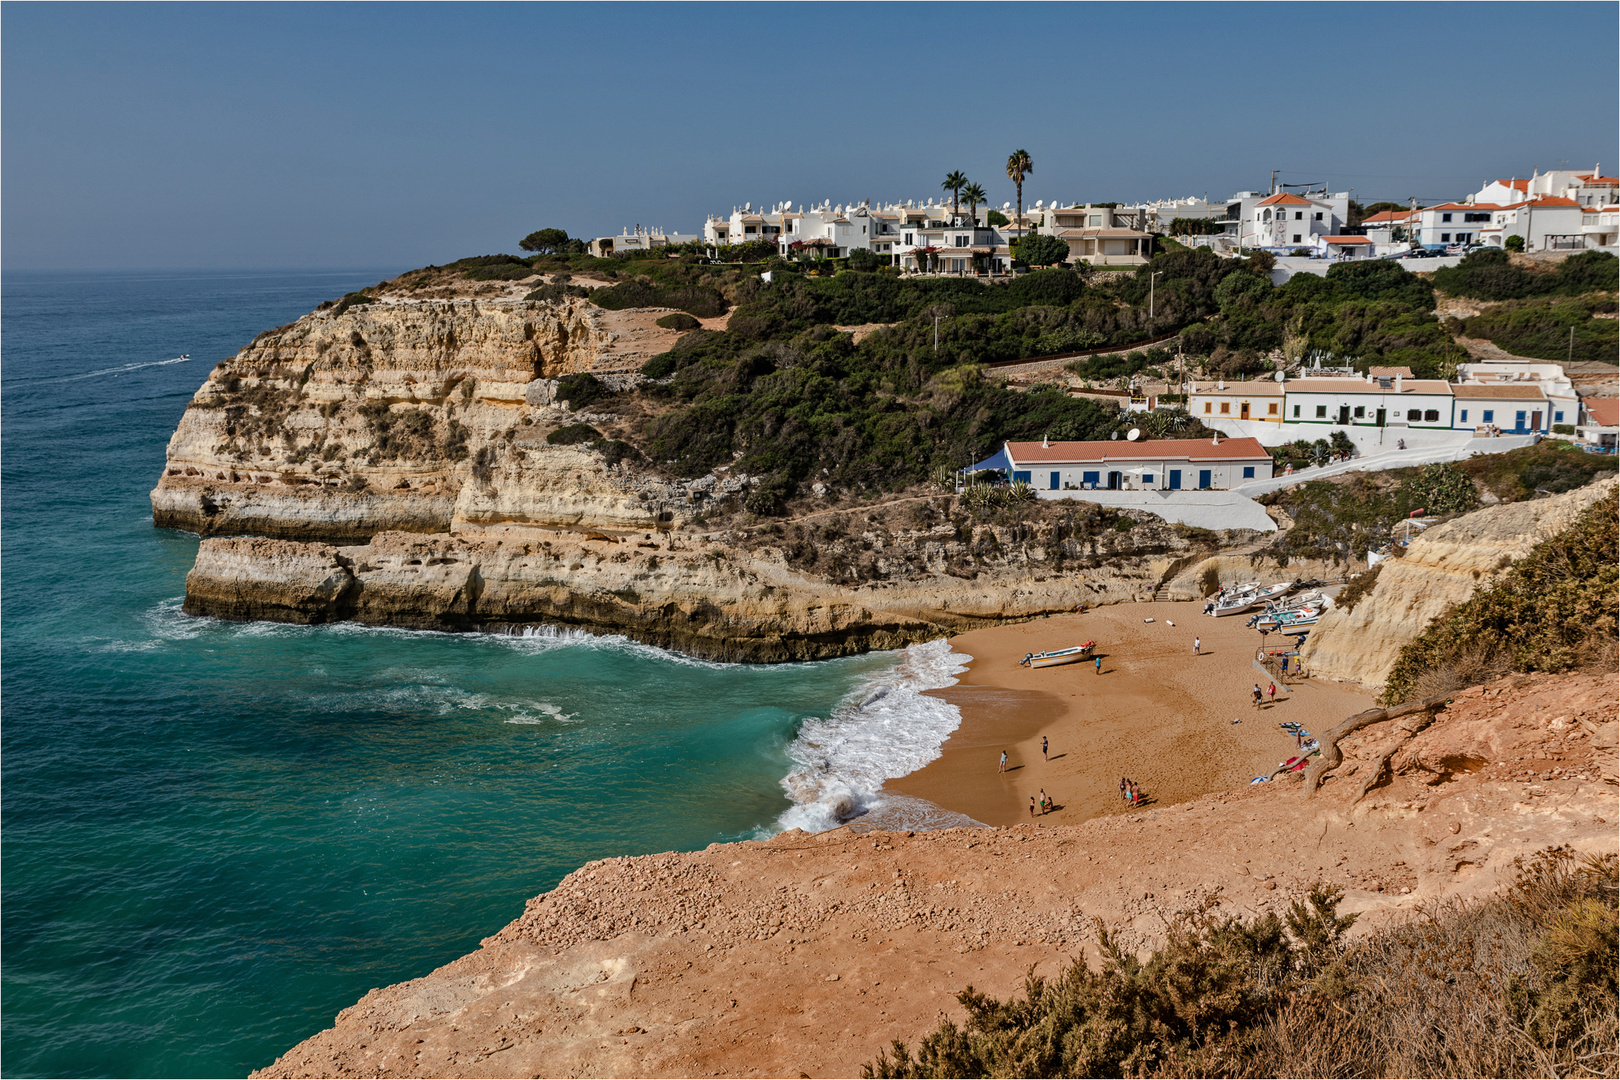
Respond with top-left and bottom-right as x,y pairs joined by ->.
889,600 -> 1376,826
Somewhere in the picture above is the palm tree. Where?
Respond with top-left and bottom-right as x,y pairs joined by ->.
1006,149 -> 1033,241
942,171 -> 968,222
961,182 -> 987,227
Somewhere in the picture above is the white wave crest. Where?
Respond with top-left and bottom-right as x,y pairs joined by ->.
775,639 -> 973,834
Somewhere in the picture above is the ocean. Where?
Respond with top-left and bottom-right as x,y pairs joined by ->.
0,270 -> 967,1078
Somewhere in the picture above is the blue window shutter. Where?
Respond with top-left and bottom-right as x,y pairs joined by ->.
1243,466 -> 1255,478
1483,410 -> 1494,423
1460,409 -> 1468,423
1142,473 -> 1154,484
1012,470 -> 1031,483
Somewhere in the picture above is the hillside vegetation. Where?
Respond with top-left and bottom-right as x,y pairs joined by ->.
1381,487 -> 1618,705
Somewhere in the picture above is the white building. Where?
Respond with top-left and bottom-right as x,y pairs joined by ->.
1038,204 -> 1152,265
1451,384 -> 1552,435
1282,375 -> 1456,431
1466,167 -> 1619,250
1244,191 -> 1350,251
1456,362 -> 1578,430
1574,397 -> 1617,448
973,436 -> 1275,492
586,228 -> 699,257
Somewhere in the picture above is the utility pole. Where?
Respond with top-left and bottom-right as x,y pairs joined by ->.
1409,196 -> 1420,251
1149,271 -> 1164,319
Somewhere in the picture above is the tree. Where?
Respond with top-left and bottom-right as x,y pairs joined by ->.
1006,149 -> 1033,241
846,247 -> 882,272
1504,234 -> 1526,252
986,209 -> 1009,227
942,171 -> 968,221
961,181 -> 987,227
1012,233 -> 1070,267
520,228 -> 572,254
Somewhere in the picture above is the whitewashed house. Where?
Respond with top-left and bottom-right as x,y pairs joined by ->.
1245,192 -> 1350,252
1574,397 -> 1617,447
1456,362 -> 1578,430
1282,375 -> 1455,431
1191,380 -> 1286,425
1451,384 -> 1552,434
972,436 -> 1274,492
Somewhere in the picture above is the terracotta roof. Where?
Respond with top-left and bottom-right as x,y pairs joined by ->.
1501,197 -> 1584,210
1368,366 -> 1414,378
1285,378 -> 1452,395
1195,382 -> 1284,396
1577,175 -> 1620,186
1323,236 -> 1372,244
1426,202 -> 1494,212
1493,179 -> 1530,192
1452,384 -> 1550,400
1362,210 -> 1417,224
1584,398 -> 1620,426
1257,193 -> 1314,206
1005,436 -> 1271,464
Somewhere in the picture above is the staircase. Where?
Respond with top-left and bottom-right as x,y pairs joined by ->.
1152,585 -> 1176,602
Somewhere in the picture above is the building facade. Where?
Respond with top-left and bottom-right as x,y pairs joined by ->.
978,436 -> 1274,492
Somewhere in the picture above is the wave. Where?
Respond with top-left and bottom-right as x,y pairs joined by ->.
774,639 -> 978,834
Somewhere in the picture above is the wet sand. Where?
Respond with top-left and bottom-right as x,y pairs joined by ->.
889,600 -> 1377,826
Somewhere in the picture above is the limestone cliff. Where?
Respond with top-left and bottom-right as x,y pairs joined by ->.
1300,477 -> 1617,688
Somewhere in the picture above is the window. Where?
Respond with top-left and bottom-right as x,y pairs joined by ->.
1315,212 -> 1323,221
1440,233 -> 1451,242
1082,470 -> 1100,487
1268,403 -> 1279,415
1464,212 -> 1490,223
1424,409 -> 1439,422
1293,405 -> 1301,418
1315,405 -> 1327,418
1442,212 -> 1453,222
1012,470 -> 1031,483
1220,402 -> 1230,414
1458,233 -> 1471,243
1460,409 -> 1469,423
1203,401 -> 1212,414
1354,406 -> 1365,418
904,233 -> 913,244
1242,466 -> 1256,478
955,236 -> 968,247
1294,211 -> 1304,220
1407,409 -> 1421,421
1555,410 -> 1565,422
1142,473 -> 1155,484
1089,215 -> 1101,226
1293,234 -> 1302,243
1482,410 -> 1494,423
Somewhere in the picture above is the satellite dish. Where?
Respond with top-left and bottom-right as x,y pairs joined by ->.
1274,370 -> 1287,382
1127,428 -> 1141,441
1110,430 -> 1120,440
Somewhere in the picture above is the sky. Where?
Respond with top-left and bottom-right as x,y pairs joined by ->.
4,2 -> 1617,271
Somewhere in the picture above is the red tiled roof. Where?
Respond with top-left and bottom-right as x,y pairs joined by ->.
1257,193 -> 1313,206
1006,436 -> 1271,464
1493,179 -> 1530,192
1577,175 -> 1620,186
1368,366 -> 1414,378
1426,202 -> 1497,211
1583,398 -> 1619,426
1452,384 -> 1550,400
1323,236 -> 1371,244
1362,210 -> 1417,223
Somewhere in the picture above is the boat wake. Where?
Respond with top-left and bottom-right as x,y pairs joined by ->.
52,355 -> 196,383
774,639 -> 981,834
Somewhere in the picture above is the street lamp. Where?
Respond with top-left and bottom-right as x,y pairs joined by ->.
1149,271 -> 1164,319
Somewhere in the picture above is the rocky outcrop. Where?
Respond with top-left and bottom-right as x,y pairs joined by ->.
184,525 -> 1189,662
251,670 -> 1618,1079
1300,478 -> 1617,688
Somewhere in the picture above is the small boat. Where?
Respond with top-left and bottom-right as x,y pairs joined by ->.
1212,581 -> 1292,616
1020,641 -> 1095,668
1258,605 -> 1327,631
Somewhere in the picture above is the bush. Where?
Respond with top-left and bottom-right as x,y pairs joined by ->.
656,312 -> 702,331
1434,248 -> 1619,302
1397,462 -> 1480,516
545,423 -> 602,445
1553,422 -> 1576,435
589,277 -> 729,318
846,248 -> 883,273
554,373 -> 610,410
1011,233 -> 1072,267
1005,267 -> 1085,308
985,210 -> 1009,227
1504,234 -> 1526,252
1462,294 -> 1619,365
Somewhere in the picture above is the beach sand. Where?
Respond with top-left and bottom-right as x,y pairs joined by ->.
889,600 -> 1376,827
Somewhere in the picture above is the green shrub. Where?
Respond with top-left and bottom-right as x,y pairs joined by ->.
545,423 -> 602,445
1504,234 -> 1526,252
1011,233 -> 1071,267
656,312 -> 702,331
554,373 -> 610,410
1456,439 -> 1618,502
1397,462 -> 1480,516
589,277 -> 729,318
1461,294 -> 1618,365
1553,423 -> 1576,435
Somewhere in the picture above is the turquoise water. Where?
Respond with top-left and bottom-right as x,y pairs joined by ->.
0,271 -> 915,1077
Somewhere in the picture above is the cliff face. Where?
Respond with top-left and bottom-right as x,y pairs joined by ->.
151,297 -> 625,542
251,670 -> 1618,1079
1300,478 -> 1617,688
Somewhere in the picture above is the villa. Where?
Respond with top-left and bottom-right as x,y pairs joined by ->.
971,436 -> 1274,492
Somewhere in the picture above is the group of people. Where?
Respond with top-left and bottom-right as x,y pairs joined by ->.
1029,788 -> 1052,817
1252,682 -> 1279,708
1119,777 -> 1144,805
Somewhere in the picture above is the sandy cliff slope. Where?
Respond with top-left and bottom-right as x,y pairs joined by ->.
252,670 -> 1618,1080
1300,478 -> 1617,688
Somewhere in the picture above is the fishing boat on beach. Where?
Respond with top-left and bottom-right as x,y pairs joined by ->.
1020,641 -> 1095,668
1210,581 -> 1293,616
1256,604 -> 1329,631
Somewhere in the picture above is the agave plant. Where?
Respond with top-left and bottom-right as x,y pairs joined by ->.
933,464 -> 956,490
1007,481 -> 1036,504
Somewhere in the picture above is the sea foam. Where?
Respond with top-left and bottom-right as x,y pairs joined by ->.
775,639 -> 982,834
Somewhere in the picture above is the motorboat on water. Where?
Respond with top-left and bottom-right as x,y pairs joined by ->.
1020,641 -> 1096,669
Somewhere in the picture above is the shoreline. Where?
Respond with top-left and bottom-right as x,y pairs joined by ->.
888,600 -> 1376,827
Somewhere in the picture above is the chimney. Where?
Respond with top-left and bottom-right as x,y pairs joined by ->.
1042,434 -> 1050,448
1395,374 -> 1404,394
1212,433 -> 1221,446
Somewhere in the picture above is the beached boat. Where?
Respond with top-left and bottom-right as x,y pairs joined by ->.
1258,605 -> 1327,630
1212,581 -> 1293,616
1020,641 -> 1095,668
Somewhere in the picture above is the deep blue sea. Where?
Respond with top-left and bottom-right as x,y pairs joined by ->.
0,270 -> 966,1078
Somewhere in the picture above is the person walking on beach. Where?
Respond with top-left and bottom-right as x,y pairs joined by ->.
1039,788 -> 1048,815
1193,636 -> 1201,656
1268,682 -> 1277,704
999,750 -> 1008,773
1253,684 -> 1264,709
1094,655 -> 1102,675
1042,736 -> 1049,762
1029,795 -> 1036,818
1130,781 -> 1141,805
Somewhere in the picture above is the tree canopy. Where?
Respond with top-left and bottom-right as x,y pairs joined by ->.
520,228 -> 572,254
1013,233 -> 1071,267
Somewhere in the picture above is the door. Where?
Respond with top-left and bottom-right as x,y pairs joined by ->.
1240,402 -> 1250,420
1198,469 -> 1212,490
1375,408 -> 1386,427
1515,410 -> 1527,432
1338,405 -> 1351,424
1107,471 -> 1122,490
1050,471 -> 1060,490
1531,411 -> 1542,431
1168,470 -> 1181,490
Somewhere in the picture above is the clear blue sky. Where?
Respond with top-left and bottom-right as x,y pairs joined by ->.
5,2 -> 1616,271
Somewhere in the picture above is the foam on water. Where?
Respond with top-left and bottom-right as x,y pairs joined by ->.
775,639 -> 980,834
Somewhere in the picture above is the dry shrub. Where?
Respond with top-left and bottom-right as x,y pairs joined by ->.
868,850 -> 1618,1079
